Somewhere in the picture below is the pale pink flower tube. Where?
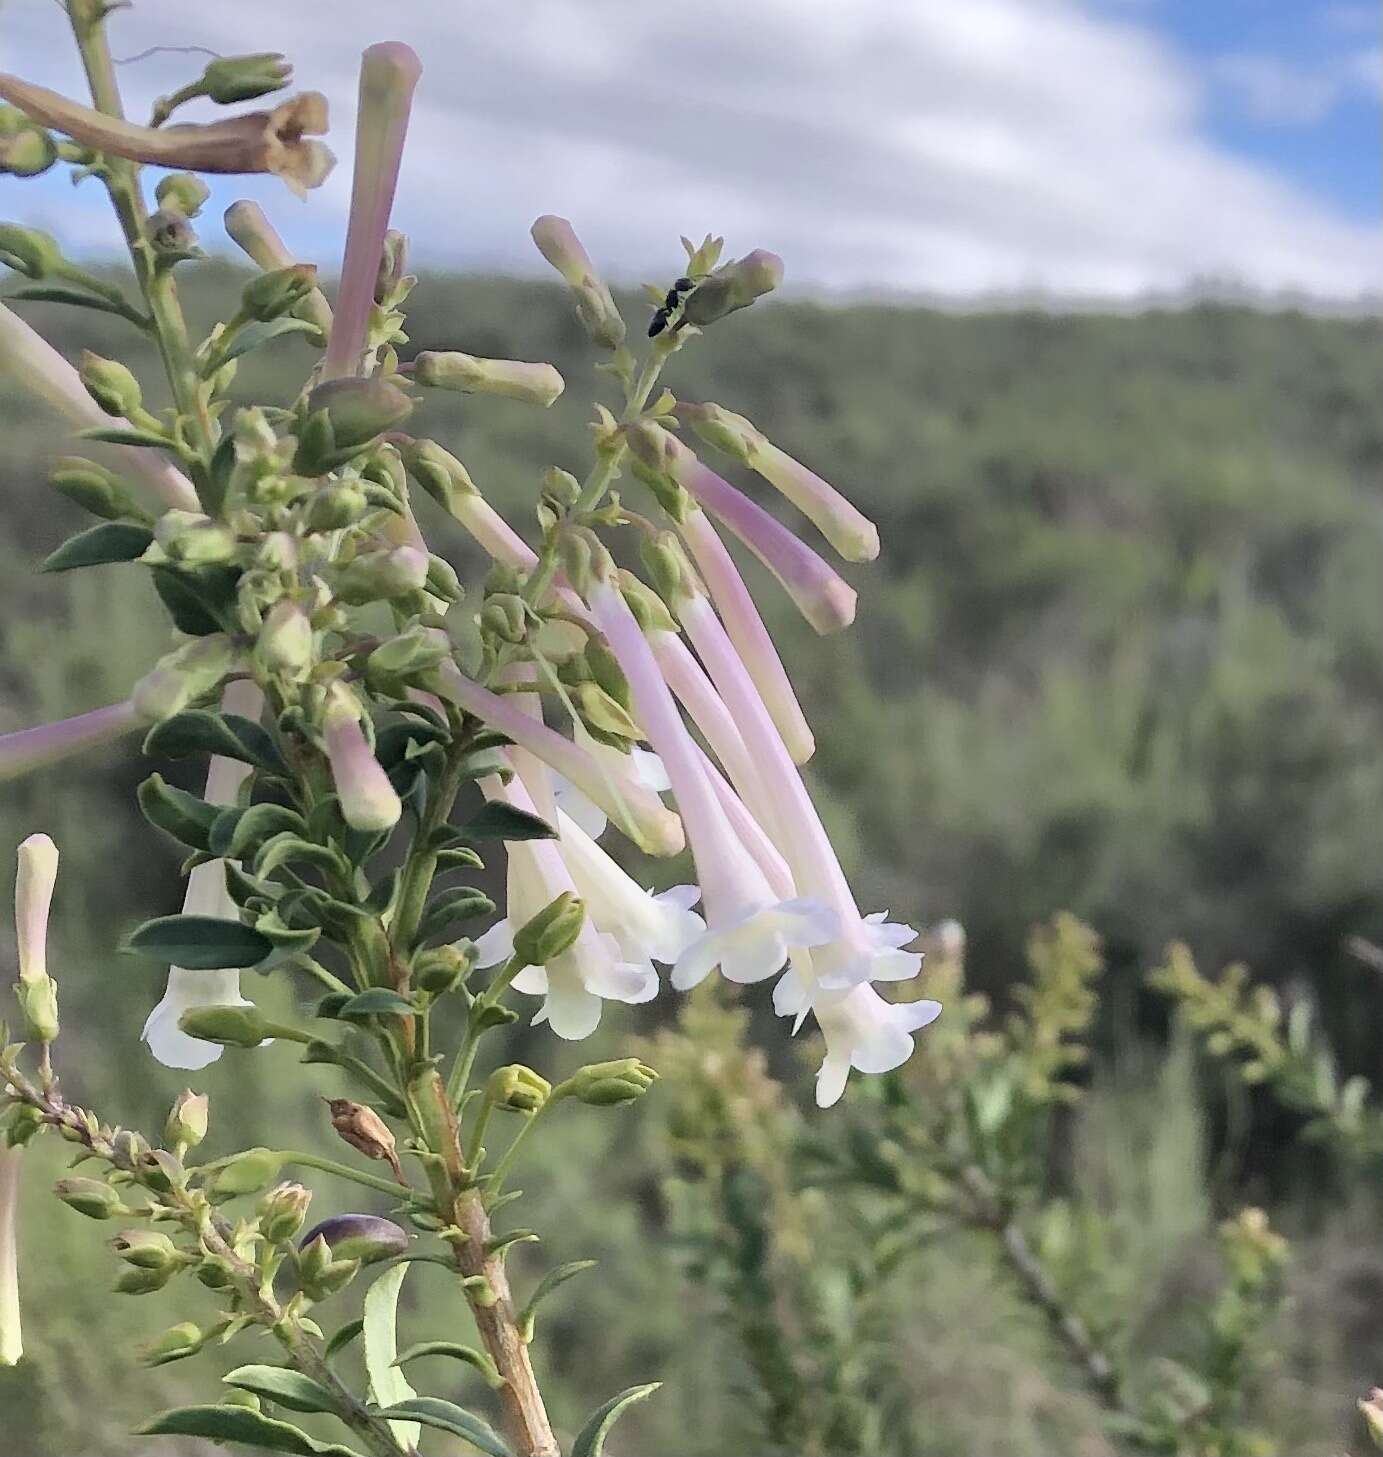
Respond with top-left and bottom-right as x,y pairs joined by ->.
0,699 -> 140,783
0,1148 -> 19,1366
321,683 -> 403,832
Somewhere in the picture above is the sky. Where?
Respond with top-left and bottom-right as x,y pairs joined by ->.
0,0 -> 1378,303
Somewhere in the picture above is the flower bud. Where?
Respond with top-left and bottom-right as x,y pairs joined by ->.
319,683 -> 402,833
164,1090 -> 208,1153
15,833 -> 57,987
0,223 -> 63,279
413,351 -> 565,408
211,1147 -> 285,1199
303,481 -> 368,531
413,942 -> 475,995
54,1176 -> 124,1220
376,229 -> 410,306
487,1064 -> 551,1114
512,891 -> 585,967
333,545 -> 429,605
299,1213 -> 409,1265
618,573 -> 679,634
111,1228 -> 181,1272
177,1003 -> 269,1049
154,510 -> 237,566
242,263 -> 319,323
49,457 -> 143,521
155,173 -> 211,219
682,249 -> 783,328
132,635 -> 240,722
140,1321 -> 206,1367
557,525 -> 615,596
530,215 -> 625,349
4,1105 -> 44,1150
202,53 -> 293,106
480,593 -> 529,645
571,682 -> 640,743
563,1057 -> 659,1106
78,351 -> 142,417
1360,1390 -> 1383,1448
425,554 -> 463,605
0,121 -> 56,178
401,438 -> 479,514
294,1234 -> 360,1299
258,1181 -> 313,1243
257,531 -> 299,574
16,976 -> 58,1044
146,208 -> 199,259
297,378 -> 413,473
114,1263 -> 172,1295
367,624 -> 450,682
540,466 -> 580,521
255,599 -> 314,680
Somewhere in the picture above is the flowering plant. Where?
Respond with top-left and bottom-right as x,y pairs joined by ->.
0,11 -> 940,1455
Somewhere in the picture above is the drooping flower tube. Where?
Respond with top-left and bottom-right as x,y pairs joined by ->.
143,681 -> 266,1070
626,420 -> 856,636
322,42 -> 421,380
550,740 -> 668,841
577,546 -> 836,990
812,984 -> 943,1109
0,302 -> 199,512
0,1147 -> 19,1367
320,681 -> 403,833
472,771 -> 657,1039
223,200 -> 334,338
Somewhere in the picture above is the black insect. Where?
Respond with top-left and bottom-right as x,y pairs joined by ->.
647,275 -> 697,337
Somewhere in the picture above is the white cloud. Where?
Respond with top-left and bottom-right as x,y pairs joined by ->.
0,0 -> 1376,299
1212,49 -> 1381,125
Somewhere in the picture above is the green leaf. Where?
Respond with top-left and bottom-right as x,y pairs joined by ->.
375,720 -> 450,770
150,563 -> 240,635
5,284 -> 134,317
417,888 -> 497,944
251,909 -> 320,970
372,1399 -> 511,1457
569,1383 -> 662,1457
391,1340 -> 504,1389
124,914 -> 273,969
41,521 -> 152,573
363,1264 -> 419,1450
136,1404 -> 363,1456
463,801 -> 555,841
221,803 -> 308,860
144,709 -> 284,773
337,989 -> 416,1021
78,424 -> 171,449
137,773 -> 220,851
324,1317 -> 365,1363
517,1259 -> 596,1342
436,846 -> 485,871
222,1364 -> 338,1415
254,832 -> 347,880
208,317 -> 319,371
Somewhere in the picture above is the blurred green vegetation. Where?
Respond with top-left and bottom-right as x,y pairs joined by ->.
1,273 -> 1381,1453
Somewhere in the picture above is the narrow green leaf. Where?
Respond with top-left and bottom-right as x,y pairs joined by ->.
223,803 -> 308,860
78,424 -> 171,449
569,1383 -> 662,1457
150,563 -> 240,636
324,1317 -> 365,1363
136,1403 -> 363,1456
417,888 -> 497,944
372,1399 -> 511,1457
337,989 -> 416,1021
363,1264 -> 419,1450
518,1259 -> 596,1340
144,709 -> 284,773
124,914 -> 273,969
254,832 -> 347,880
41,521 -> 152,573
222,1364 -> 338,1415
374,720 -> 451,770
6,284 -> 134,317
463,801 -> 555,841
137,773 -> 220,851
391,1340 -> 504,1389
207,316 -> 319,370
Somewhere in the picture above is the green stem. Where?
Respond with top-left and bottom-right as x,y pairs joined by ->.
447,956 -> 526,1108
283,1148 -> 417,1200
483,1098 -> 556,1204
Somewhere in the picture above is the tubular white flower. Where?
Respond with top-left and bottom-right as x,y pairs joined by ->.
321,682 -> 402,833
812,985 -> 943,1109
14,832 -> 58,986
0,700 -> 141,784
585,575 -> 836,991
143,681 -> 263,1070
677,584 -> 923,996
473,772 -> 657,1039
0,1148 -> 19,1367
0,302 -> 199,512
551,742 -> 668,841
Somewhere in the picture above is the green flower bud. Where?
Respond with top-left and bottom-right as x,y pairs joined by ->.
296,378 -> 413,474
304,481 -> 368,531
16,975 -> 59,1043
618,572 -> 679,634
401,438 -> 478,513
257,531 -> 299,574
413,942 -> 475,995
164,1090 -> 208,1153
194,1255 -> 236,1290
294,1234 -> 360,1299
530,215 -> 625,349
255,599 -> 315,680
375,228 -> 410,306
78,351 -> 142,417
114,1264 -> 172,1295
211,1147 -> 285,1199
487,1064 -> 551,1114
557,525 -> 615,596
333,545 -> 429,605
49,457 -> 144,521
480,593 -> 529,645
242,263 -> 319,323
139,1321 -> 206,1367
54,1176 -> 124,1220
562,1057 -> 658,1106
111,1228 -> 181,1272
0,126 -> 57,178
367,624 -> 450,682
639,532 -> 698,611
155,509 -> 237,566
571,682 -> 640,743
4,1104 -> 45,1149
413,351 -> 565,407
0,223 -> 63,279
512,892 -> 585,967
258,1181 -> 312,1243
425,554 -> 464,604
299,1214 -> 409,1265
202,52 -> 293,106
131,635 -> 240,722
682,249 -> 783,328
584,637 -> 632,711
177,1003 -> 269,1049
155,173 -> 211,218
136,1149 -> 181,1195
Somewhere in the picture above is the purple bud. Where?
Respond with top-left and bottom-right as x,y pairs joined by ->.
299,1213 -> 409,1265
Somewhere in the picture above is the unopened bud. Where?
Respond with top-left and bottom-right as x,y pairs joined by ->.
299,1213 -> 409,1265
140,1321 -> 206,1367
4,1105 -> 44,1149
111,1228 -> 181,1273
256,599 -> 314,679
114,1264 -> 173,1295
540,466 -> 580,521
333,545 -> 429,604
425,554 -> 463,604
155,173 -> 211,219
258,1181 -> 312,1243
512,892 -> 585,967
0,124 -> 56,178
401,439 -> 479,513
557,525 -> 614,595
178,1003 -> 269,1049
413,942 -> 475,995
54,1176 -> 124,1220
640,532 -> 698,610
154,510 -> 237,565
303,481 -> 368,531
296,377 -> 413,473
367,624 -> 450,682
375,229 -> 410,305
530,215 -> 625,349
682,249 -> 783,328
49,457 -> 143,521
257,532 -> 299,574
132,635 -> 240,722
487,1064 -> 551,1114
294,1234 -> 360,1299
211,1147 -> 285,1199
0,223 -> 63,279
16,976 -> 59,1044
413,351 -> 565,408
571,682 -> 640,743
480,593 -> 529,644
584,637 -> 633,710
618,572 -> 679,634
164,1090 -> 209,1153
146,208 -> 199,258
242,264 -> 319,323
320,685 -> 402,833
79,351 -> 142,417
202,53 -> 293,106
563,1057 -> 658,1106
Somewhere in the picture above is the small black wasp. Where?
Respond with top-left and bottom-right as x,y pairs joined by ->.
647,275 -> 696,337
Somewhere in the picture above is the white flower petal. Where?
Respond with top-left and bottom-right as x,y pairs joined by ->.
142,967 -> 248,1070
472,919 -> 514,969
